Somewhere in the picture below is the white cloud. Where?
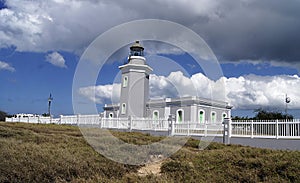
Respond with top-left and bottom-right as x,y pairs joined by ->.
45,52 -> 67,68
0,61 -> 15,72
79,71 -> 300,110
225,74 -> 300,110
78,84 -> 121,104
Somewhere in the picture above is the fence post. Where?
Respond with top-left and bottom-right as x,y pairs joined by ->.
286,119 -> 290,136
77,114 -> 80,126
205,121 -> 207,137
168,115 -> 174,136
187,121 -> 190,136
128,116 -> 132,132
276,119 -> 279,139
99,114 -> 102,128
251,120 -> 254,138
223,118 -> 231,145
59,115 -> 62,125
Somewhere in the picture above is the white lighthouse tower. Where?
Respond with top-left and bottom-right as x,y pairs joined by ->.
118,41 -> 153,118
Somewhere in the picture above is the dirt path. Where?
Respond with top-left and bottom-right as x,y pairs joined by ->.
137,161 -> 163,176
137,155 -> 165,176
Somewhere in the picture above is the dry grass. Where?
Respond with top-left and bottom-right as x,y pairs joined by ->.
0,122 -> 299,182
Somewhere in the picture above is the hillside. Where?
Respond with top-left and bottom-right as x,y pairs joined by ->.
0,122 -> 299,182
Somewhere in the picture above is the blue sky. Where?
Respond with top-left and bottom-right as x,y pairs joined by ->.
0,0 -> 300,118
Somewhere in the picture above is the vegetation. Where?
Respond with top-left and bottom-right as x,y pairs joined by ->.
0,110 -> 10,121
42,113 -> 50,117
0,122 -> 299,182
232,108 -> 294,120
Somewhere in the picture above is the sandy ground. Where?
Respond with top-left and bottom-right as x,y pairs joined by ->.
137,155 -> 165,176
138,161 -> 163,176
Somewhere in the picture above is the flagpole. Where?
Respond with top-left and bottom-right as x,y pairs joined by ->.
48,93 -> 53,117
285,94 -> 291,120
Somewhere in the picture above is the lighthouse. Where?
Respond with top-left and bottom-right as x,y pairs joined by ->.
103,41 -> 232,123
118,41 -> 153,118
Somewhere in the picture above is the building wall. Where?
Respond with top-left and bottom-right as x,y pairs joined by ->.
103,108 -> 119,118
146,103 -> 230,123
196,105 -> 230,123
147,107 -> 166,119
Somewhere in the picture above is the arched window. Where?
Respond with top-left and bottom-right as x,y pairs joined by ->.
211,111 -> 216,123
176,109 -> 184,123
153,110 -> 159,120
222,113 -> 227,121
199,110 -> 205,123
109,113 -> 114,118
123,76 -> 128,87
121,103 -> 126,114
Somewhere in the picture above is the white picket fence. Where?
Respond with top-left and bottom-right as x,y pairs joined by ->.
173,122 -> 223,137
4,115 -> 300,139
101,118 -> 129,129
5,116 -> 55,124
131,118 -> 169,131
4,115 -> 170,131
231,119 -> 300,139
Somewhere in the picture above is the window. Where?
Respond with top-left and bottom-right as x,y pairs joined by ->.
153,111 -> 159,120
176,109 -> 184,123
123,76 -> 128,87
199,110 -> 205,123
121,103 -> 126,114
109,113 -> 114,118
211,112 -> 216,123
222,113 -> 227,121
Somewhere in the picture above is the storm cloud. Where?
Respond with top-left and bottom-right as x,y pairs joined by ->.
0,0 -> 299,68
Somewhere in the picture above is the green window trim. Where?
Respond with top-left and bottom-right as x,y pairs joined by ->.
222,113 -> 227,121
199,110 -> 204,123
123,76 -> 128,87
121,103 -> 126,114
153,111 -> 159,120
177,110 -> 183,123
211,112 -> 216,123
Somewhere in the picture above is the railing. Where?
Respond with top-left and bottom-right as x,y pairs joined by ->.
101,118 -> 129,129
231,119 -> 300,139
131,118 -> 169,131
78,115 -> 100,126
5,116 -> 53,124
60,115 -> 77,125
173,121 -> 223,137
4,116 -> 300,139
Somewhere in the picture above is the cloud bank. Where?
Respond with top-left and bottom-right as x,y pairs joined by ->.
0,0 -> 299,69
79,72 -> 300,110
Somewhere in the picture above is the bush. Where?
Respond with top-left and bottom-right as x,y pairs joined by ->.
0,110 -> 7,121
